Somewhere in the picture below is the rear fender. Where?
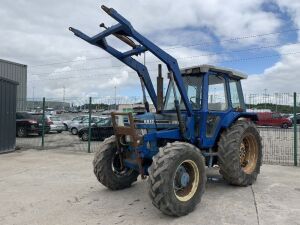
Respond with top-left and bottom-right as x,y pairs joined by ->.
222,112 -> 258,128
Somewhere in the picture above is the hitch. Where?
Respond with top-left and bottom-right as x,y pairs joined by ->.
111,112 -> 146,179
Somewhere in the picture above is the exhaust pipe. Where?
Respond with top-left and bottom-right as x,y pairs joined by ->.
157,64 -> 163,113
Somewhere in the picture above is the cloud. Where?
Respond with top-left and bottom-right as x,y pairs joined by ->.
243,44 -> 300,93
102,0 -> 282,47
29,45 -> 219,101
274,0 -> 300,39
242,1 -> 300,95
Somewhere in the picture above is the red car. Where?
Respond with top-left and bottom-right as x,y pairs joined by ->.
256,112 -> 292,128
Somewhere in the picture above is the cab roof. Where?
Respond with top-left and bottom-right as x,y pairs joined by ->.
180,64 -> 247,79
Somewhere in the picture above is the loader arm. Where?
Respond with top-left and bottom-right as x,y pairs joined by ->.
69,5 -> 193,117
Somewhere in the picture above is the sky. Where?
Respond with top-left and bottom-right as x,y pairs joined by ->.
1,0 -> 300,103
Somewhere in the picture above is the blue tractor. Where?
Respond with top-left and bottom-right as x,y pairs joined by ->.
70,5 -> 262,216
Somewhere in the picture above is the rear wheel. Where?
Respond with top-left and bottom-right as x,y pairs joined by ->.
81,131 -> 89,141
218,120 -> 262,186
148,142 -> 206,216
17,127 -> 27,137
71,128 -> 78,135
93,136 -> 139,190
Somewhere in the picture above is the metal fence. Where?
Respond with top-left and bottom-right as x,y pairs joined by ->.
15,93 -> 300,166
245,92 -> 299,166
16,96 -> 144,153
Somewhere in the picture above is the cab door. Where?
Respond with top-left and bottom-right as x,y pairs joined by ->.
201,73 -> 230,147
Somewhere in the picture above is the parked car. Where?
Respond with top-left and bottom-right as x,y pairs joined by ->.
70,109 -> 79,113
45,108 -> 56,115
78,116 -> 114,141
30,113 -> 51,134
290,113 -> 300,124
63,115 -> 89,131
45,115 -> 65,133
68,116 -> 102,135
256,112 -> 292,128
16,112 -> 49,137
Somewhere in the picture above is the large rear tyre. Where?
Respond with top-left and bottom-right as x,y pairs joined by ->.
93,135 -> 139,190
148,142 -> 206,216
218,120 -> 262,186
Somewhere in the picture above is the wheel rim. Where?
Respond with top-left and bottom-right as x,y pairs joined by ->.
111,153 -> 133,177
72,128 -> 77,134
18,128 -> 25,136
240,134 -> 258,174
173,160 -> 199,202
82,133 -> 88,141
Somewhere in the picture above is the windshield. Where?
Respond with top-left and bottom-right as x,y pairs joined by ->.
164,75 -> 203,110
50,116 -> 61,121
96,118 -> 111,126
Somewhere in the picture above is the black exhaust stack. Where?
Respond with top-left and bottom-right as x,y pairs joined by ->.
157,64 -> 163,113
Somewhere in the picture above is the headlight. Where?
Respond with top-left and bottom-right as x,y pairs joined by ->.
136,129 -> 147,136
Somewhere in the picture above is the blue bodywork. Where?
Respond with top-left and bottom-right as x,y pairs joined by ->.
70,5 -> 258,174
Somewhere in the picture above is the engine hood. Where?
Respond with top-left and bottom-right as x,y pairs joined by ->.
134,112 -> 182,129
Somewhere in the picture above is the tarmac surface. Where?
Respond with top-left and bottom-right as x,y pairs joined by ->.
0,149 -> 299,225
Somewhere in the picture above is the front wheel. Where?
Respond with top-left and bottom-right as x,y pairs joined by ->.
17,127 -> 27,137
81,131 -> 89,141
218,120 -> 262,186
71,128 -> 78,135
148,142 -> 206,216
93,136 -> 139,190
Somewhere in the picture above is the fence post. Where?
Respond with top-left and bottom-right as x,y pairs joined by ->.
293,92 -> 298,166
41,97 -> 45,149
88,97 -> 92,153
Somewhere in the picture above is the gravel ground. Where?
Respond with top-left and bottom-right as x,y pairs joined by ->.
0,149 -> 299,225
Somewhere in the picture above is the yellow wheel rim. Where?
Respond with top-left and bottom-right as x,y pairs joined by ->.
173,160 -> 200,202
240,134 -> 258,174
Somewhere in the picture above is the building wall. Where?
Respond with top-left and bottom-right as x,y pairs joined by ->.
0,77 -> 18,153
0,59 -> 27,111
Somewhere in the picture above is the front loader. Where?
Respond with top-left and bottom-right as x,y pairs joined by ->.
70,5 -> 262,216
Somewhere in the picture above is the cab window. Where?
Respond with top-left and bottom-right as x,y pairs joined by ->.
164,76 -> 203,110
208,75 -> 228,111
229,80 -> 242,109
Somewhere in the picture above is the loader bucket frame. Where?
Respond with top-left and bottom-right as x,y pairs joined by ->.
69,5 -> 193,117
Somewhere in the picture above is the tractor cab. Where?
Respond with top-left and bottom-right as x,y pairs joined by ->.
159,64 -> 252,149
164,64 -> 247,112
